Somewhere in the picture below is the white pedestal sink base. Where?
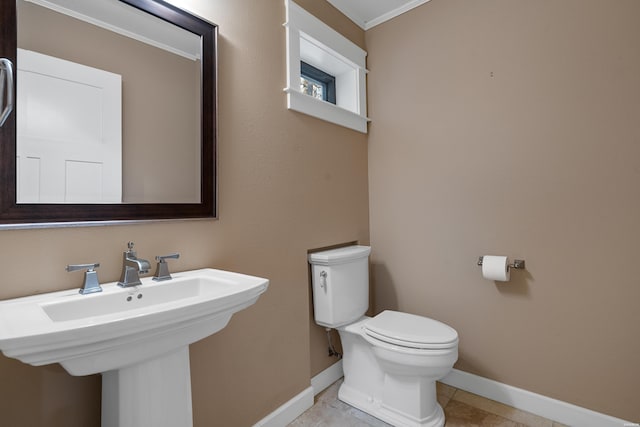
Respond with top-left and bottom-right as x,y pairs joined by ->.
102,346 -> 193,427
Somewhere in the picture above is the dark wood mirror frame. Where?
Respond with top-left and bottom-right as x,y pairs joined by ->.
0,0 -> 217,226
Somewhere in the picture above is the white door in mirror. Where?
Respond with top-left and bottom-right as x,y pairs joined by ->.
16,48 -> 122,203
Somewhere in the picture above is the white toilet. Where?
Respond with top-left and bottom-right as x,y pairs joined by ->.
308,245 -> 458,427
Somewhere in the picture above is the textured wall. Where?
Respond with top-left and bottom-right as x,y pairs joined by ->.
0,1 -> 368,425
366,0 -> 640,421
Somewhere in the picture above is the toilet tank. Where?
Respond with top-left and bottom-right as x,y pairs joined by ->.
308,245 -> 371,328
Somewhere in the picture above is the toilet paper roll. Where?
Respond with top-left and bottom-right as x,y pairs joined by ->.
482,255 -> 510,281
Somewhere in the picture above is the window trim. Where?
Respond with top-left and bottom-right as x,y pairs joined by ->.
284,0 -> 369,133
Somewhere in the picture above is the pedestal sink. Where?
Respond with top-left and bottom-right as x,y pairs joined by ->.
0,268 -> 269,427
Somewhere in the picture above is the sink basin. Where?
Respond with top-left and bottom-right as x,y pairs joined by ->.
0,268 -> 269,427
41,276 -> 206,322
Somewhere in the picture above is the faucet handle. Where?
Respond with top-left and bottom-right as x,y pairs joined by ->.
66,263 -> 102,295
156,253 -> 180,262
153,253 -> 180,281
66,263 -> 100,272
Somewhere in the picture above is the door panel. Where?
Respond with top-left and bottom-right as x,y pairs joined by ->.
16,48 -> 122,203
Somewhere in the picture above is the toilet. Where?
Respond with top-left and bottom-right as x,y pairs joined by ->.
308,245 -> 458,427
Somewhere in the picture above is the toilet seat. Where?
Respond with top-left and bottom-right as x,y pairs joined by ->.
364,310 -> 458,350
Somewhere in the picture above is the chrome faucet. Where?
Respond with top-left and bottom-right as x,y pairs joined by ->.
118,242 -> 150,287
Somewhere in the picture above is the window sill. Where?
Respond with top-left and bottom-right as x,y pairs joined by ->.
284,88 -> 369,133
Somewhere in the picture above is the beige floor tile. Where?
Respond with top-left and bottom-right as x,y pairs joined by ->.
437,382 -> 458,408
451,390 -> 552,427
444,400 -> 524,427
290,399 -> 391,426
315,380 -> 342,405
290,380 -> 390,427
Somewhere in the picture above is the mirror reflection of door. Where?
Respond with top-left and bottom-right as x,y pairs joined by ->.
16,48 -> 122,203
17,0 -> 203,205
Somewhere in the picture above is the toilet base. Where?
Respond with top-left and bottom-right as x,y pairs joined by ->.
338,381 -> 445,427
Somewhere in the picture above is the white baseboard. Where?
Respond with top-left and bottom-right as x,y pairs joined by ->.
252,387 -> 314,427
441,368 -> 633,427
311,359 -> 343,396
253,361 -> 343,427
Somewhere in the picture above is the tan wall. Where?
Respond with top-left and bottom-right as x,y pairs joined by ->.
292,0 -> 367,379
0,1 -> 368,426
18,1 -> 201,203
366,0 -> 640,421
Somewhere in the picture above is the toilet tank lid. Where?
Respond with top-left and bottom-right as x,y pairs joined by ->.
308,245 -> 371,265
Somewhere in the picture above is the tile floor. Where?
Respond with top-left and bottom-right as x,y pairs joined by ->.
288,379 -> 568,427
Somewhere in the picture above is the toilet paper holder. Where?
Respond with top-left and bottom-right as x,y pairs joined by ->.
477,256 -> 525,270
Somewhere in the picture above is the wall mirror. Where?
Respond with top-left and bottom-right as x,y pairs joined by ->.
0,0 -> 217,227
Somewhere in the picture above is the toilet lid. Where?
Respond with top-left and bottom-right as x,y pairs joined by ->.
364,310 -> 458,350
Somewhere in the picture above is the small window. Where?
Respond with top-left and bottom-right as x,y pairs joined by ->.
284,0 -> 369,133
300,62 -> 336,104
